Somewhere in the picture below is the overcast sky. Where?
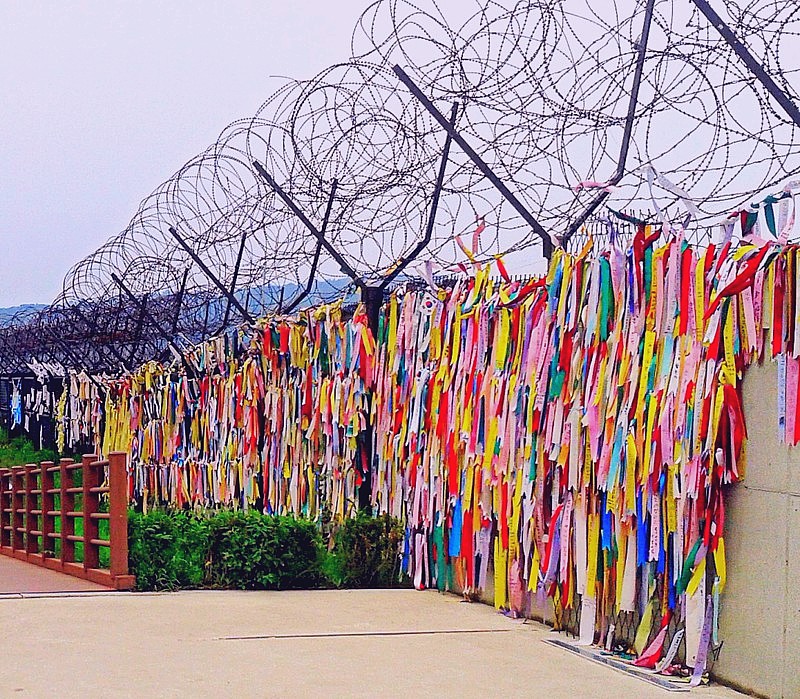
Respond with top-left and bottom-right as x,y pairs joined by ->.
2,2 -> 794,307
0,0 -> 414,306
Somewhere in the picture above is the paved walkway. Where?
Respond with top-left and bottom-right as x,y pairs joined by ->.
0,555 -> 109,595
0,588 -> 746,698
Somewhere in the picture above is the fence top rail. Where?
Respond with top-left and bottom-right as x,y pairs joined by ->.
1,462 -> 84,476
61,463 -> 83,472
0,454 -> 120,476
0,463 -> 38,474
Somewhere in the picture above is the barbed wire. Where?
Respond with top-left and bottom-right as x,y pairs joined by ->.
3,0 -> 800,373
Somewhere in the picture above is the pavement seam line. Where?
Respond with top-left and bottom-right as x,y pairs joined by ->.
220,629 -> 512,640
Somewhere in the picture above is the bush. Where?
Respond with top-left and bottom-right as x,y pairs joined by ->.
128,510 -> 208,591
128,508 -> 407,592
206,511 -> 324,590
323,513 -> 407,588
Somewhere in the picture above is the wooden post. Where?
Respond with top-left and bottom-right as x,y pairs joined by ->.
0,469 -> 9,548
82,454 -> 99,570
108,452 -> 131,582
24,464 -> 39,555
60,458 -> 75,565
12,467 -> 24,550
41,461 -> 54,557
24,465 -> 34,554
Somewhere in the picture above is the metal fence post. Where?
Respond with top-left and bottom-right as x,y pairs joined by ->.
358,285 -> 384,512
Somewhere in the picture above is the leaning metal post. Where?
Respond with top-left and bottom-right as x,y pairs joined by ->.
220,231 -> 248,331
70,305 -> 132,372
110,273 -> 189,370
393,65 -> 553,260
380,102 -> 459,290
252,164 -> 379,509
170,269 -> 189,337
127,293 -> 148,366
285,179 -> 339,313
562,0 -> 656,244
168,226 -> 255,324
690,0 -> 800,129
252,162 -> 366,290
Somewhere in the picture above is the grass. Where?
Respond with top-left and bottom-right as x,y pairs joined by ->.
0,429 -> 59,468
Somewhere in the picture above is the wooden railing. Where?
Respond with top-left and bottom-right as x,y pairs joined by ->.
0,451 -> 134,590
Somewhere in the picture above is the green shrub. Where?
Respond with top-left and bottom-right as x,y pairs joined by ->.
128,508 -> 407,592
128,510 -> 208,591
323,513 -> 407,588
206,511 -> 324,590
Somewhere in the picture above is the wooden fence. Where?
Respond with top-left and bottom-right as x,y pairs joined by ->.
0,451 -> 134,589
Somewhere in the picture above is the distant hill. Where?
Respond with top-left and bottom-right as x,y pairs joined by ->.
0,276 -> 382,330
0,304 -> 47,325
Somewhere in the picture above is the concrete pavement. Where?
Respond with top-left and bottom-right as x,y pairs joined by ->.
0,555 -> 109,595
0,588 -> 749,698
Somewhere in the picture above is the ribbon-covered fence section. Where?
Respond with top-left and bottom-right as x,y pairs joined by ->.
55,232 -> 800,663
371,234 -> 797,663
76,303 -> 376,519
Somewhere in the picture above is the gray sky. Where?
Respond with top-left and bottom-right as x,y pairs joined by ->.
0,0 -> 387,306
2,1 -> 795,307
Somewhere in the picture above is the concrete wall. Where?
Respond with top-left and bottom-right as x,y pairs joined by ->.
714,361 -> 800,698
